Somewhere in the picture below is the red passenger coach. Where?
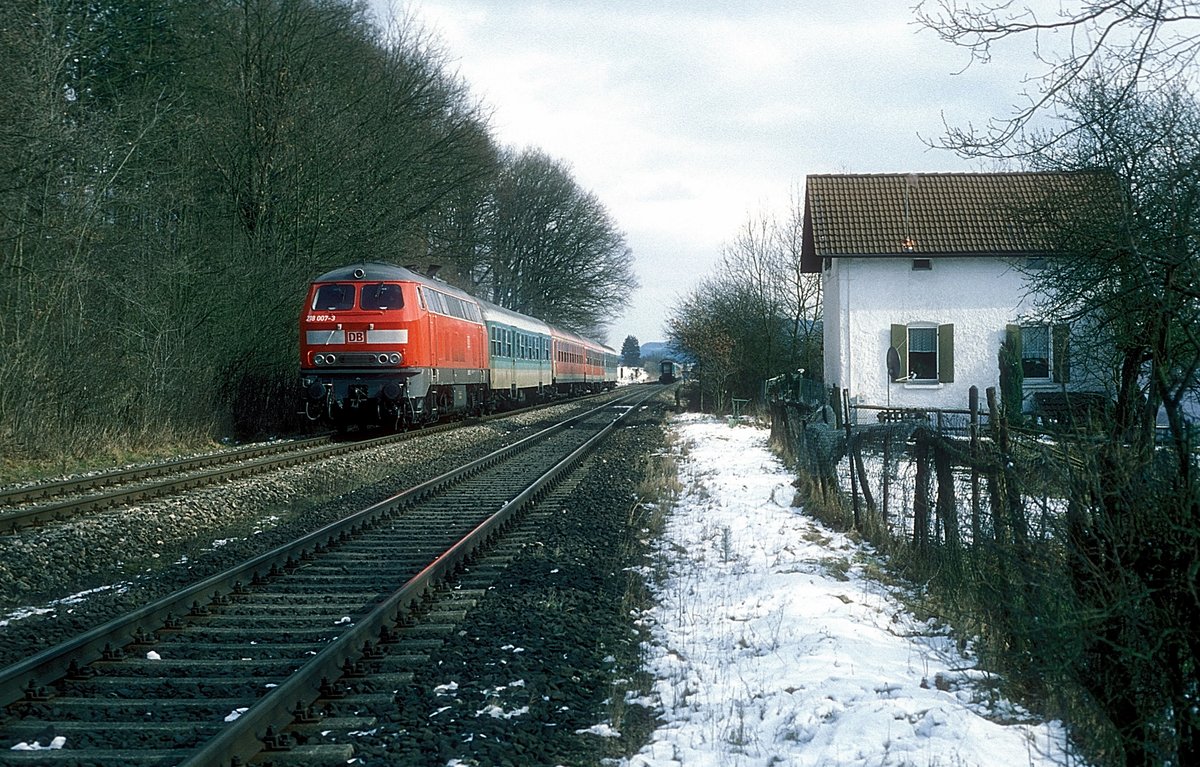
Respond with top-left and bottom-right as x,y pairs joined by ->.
550,327 -> 619,394
299,263 -> 487,429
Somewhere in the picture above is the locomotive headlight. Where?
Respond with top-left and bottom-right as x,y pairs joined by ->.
313,353 -> 326,365
323,354 -> 337,365
377,353 -> 389,365
389,352 -> 402,365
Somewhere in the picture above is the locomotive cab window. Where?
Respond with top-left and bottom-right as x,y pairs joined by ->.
313,284 -> 355,311
360,283 -> 403,310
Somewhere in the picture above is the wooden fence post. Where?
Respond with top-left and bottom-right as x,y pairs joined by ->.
843,389 -> 861,530
881,430 -> 891,533
854,442 -> 876,525
913,430 -> 931,550
969,386 -> 981,548
934,438 -> 960,563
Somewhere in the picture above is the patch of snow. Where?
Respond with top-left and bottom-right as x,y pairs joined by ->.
11,736 -> 66,750
434,681 -> 460,696
1,582 -> 132,628
578,723 -> 622,738
475,704 -> 530,720
621,415 -> 1081,767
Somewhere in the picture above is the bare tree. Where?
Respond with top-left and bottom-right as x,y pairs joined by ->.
666,207 -> 823,410
776,185 -> 823,377
481,148 -> 637,336
916,1 -> 1200,155
666,279 -> 738,413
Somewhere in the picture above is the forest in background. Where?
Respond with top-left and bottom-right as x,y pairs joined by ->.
0,0 -> 636,461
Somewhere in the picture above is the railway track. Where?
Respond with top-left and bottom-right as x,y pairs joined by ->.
0,387 -> 658,766
0,391 -> 624,532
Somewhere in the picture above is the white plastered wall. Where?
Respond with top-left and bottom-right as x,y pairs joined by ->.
823,256 -> 1039,411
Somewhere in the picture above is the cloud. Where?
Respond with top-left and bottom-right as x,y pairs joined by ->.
386,0 -> 1039,341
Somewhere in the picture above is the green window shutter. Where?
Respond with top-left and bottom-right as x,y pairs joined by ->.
937,323 -> 954,383
1052,323 -> 1070,383
890,324 -> 907,380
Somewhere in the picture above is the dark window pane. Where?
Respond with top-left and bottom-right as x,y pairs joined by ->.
910,351 -> 938,380
361,283 -> 403,310
1022,324 -> 1050,378
313,284 -> 355,311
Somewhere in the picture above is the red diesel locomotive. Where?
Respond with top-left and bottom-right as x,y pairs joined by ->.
299,263 -> 617,429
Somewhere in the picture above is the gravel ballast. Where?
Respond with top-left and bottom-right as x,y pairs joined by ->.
349,398 -> 671,765
0,391 -> 674,764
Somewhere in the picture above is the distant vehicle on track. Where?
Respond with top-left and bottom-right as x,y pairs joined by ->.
659,359 -> 679,384
299,263 -> 618,430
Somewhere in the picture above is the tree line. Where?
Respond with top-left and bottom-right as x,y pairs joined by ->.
0,0 -> 636,459
664,192 -> 822,412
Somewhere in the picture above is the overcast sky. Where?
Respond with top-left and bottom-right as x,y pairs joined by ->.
375,1 -> 1046,345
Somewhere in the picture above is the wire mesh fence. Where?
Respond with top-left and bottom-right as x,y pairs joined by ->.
768,382 -> 1200,766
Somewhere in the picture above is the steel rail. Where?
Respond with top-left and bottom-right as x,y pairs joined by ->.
179,388 -> 657,766
0,389 -> 634,532
0,435 -> 333,507
0,388 -> 651,724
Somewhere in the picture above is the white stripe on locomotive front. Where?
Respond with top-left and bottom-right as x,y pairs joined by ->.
305,329 -> 409,344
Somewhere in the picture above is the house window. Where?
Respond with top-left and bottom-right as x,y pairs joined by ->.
1021,324 -> 1051,379
1007,323 -> 1070,383
912,259 -> 932,271
908,327 -> 939,380
890,323 -> 955,383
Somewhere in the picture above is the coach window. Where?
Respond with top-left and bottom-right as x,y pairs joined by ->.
313,283 -> 355,311
425,290 -> 444,314
361,283 -> 403,310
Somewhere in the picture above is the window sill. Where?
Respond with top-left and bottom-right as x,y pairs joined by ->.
900,381 -> 944,390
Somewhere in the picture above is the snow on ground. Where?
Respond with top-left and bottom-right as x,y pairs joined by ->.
622,414 -> 1079,767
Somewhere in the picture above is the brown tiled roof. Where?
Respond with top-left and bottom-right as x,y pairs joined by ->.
800,171 -> 1115,272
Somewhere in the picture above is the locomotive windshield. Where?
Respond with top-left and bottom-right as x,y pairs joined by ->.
361,283 -> 404,310
312,283 -> 355,311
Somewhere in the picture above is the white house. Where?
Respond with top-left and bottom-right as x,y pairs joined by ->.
801,171 -> 1108,415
